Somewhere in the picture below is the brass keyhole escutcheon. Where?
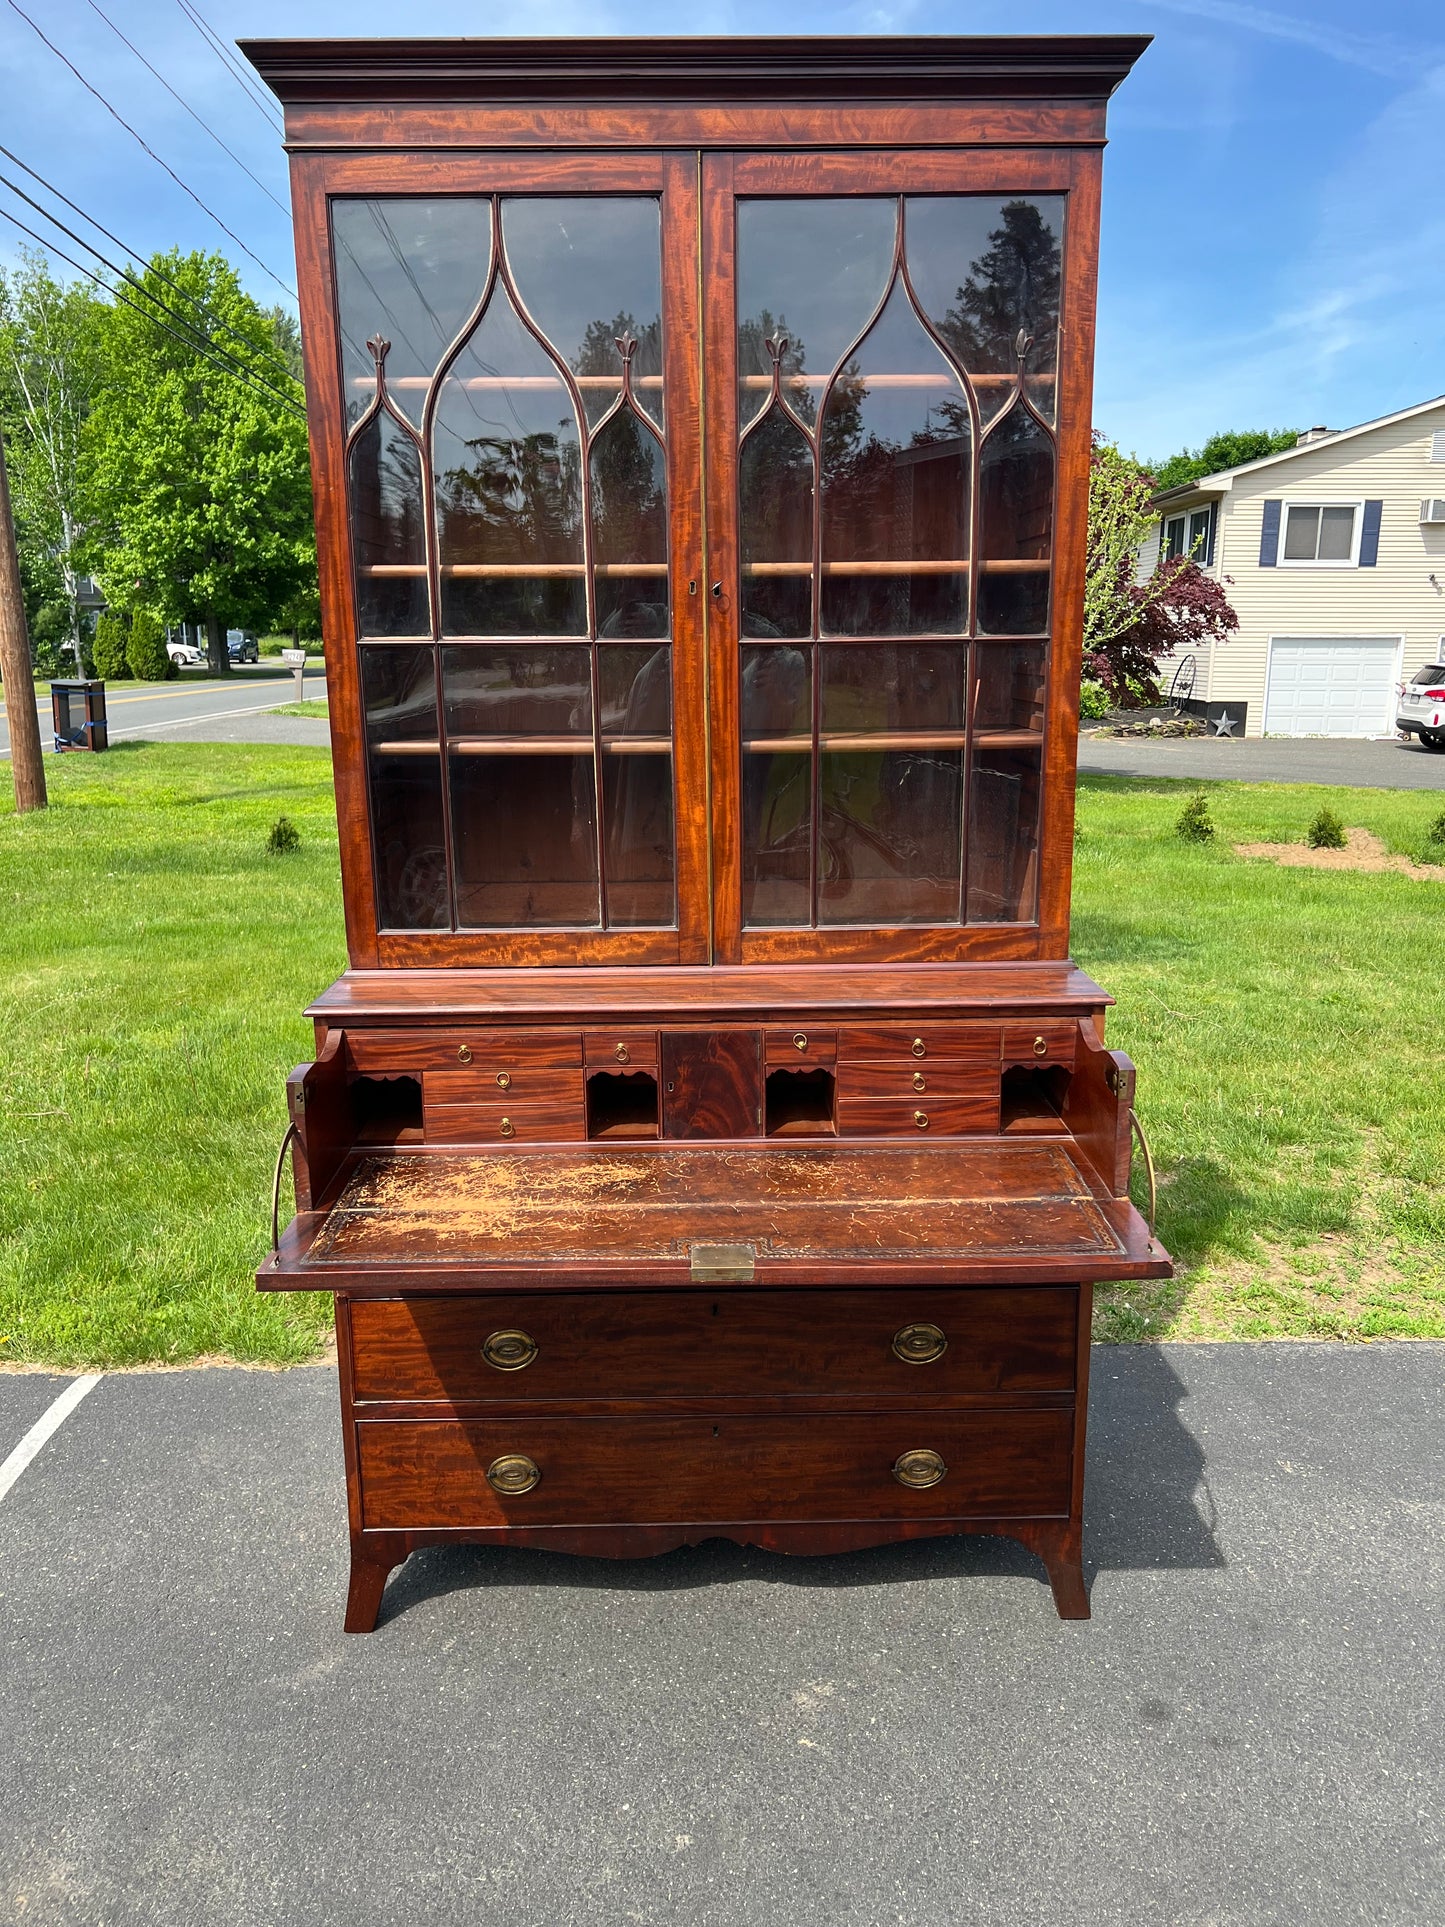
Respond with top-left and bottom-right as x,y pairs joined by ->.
614,1042 -> 630,1063
457,1043 -> 473,1064
913,1110 -> 929,1130
499,1117 -> 515,1138
486,1453 -> 540,1495
892,1322 -> 947,1365
496,1071 -> 511,1089
483,1328 -> 538,1372
793,1033 -> 808,1052
911,1037 -> 926,1057
893,1447 -> 947,1490
913,1071 -> 926,1092
1033,1035 -> 1048,1057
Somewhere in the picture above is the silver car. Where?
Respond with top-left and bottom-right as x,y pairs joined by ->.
1398,663 -> 1445,750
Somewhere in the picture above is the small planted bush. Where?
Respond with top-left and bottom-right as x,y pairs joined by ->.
1078,678 -> 1111,721
91,613 -> 131,681
1307,806 -> 1347,850
266,815 -> 301,856
126,609 -> 172,682
1175,791 -> 1215,842
1421,810 -> 1445,863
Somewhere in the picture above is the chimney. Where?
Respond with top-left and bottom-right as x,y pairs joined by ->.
1296,426 -> 1331,446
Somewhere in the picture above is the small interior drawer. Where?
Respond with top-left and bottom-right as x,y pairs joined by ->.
836,1025 -> 1002,1065
838,1095 -> 999,1137
836,1063 -> 997,1100
1002,1022 -> 1077,1069
347,1029 -> 583,1073
764,1029 -> 836,1065
424,1095 -> 584,1144
427,1067 -> 583,1104
584,1030 -> 659,1067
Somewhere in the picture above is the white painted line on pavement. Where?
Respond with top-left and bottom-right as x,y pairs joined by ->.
108,700 -> 323,740
0,1375 -> 103,1505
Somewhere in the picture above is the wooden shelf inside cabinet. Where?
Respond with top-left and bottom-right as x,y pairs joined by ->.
358,563 -> 668,578
371,738 -> 671,757
351,372 -> 665,392
740,558 -> 1048,576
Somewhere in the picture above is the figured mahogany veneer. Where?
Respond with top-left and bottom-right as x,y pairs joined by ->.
247,31 -> 1165,1633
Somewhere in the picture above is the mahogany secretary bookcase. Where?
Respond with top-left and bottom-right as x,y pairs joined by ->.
246,34 -> 1169,1631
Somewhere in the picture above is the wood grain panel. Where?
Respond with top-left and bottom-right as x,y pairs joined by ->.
661,1029 -> 762,1139
357,1408 -> 1074,1528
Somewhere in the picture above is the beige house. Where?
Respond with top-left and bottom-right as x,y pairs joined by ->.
1144,395 -> 1445,736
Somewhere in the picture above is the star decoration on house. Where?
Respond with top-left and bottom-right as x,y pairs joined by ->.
1212,711 -> 1238,737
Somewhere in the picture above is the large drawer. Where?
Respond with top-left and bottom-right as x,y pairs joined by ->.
838,1096 -> 999,1137
836,1063 -> 997,1100
347,1029 -> 583,1073
357,1408 -> 1074,1528
837,1025 -> 1002,1065
424,1096 -> 583,1144
348,1287 -> 1078,1402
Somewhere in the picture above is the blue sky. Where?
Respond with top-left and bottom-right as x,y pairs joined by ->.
1,0 -> 1440,461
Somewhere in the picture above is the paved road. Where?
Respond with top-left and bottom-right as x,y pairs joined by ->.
0,663 -> 327,758
1079,731 -> 1445,789
1,1342 -> 1440,1924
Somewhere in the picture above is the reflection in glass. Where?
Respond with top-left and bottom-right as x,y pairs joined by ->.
590,407 -> 668,639
819,645 -> 967,737
818,747 -> 963,925
603,752 -> 674,926
433,280 -> 585,636
451,752 -> 599,929
907,196 -> 1064,427
741,644 -> 812,926
440,645 -> 591,740
599,645 -> 671,736
349,413 -> 429,637
977,403 -> 1054,635
736,199 -> 896,431
973,644 -> 1046,739
819,277 -> 970,636
502,198 -> 664,429
332,199 -> 492,428
361,645 -> 448,929
967,749 -> 1041,923
739,406 -> 814,638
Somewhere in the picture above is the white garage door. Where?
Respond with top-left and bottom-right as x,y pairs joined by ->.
1265,637 -> 1399,737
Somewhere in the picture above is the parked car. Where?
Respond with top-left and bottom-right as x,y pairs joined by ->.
226,629 -> 259,663
166,638 -> 204,667
1397,663 -> 1445,750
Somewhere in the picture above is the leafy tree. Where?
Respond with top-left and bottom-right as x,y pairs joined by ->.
1085,437 -> 1238,704
1151,427 -> 1299,492
125,607 -> 171,681
83,250 -> 313,673
91,611 -> 130,680
0,250 -> 109,675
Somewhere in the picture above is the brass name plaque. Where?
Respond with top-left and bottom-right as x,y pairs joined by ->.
689,1242 -> 756,1282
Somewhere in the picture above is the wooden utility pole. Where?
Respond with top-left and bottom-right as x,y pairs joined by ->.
0,427 -> 46,812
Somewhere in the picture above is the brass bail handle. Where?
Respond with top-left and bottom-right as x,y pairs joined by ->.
1128,1107 -> 1159,1251
270,1120 -> 300,1256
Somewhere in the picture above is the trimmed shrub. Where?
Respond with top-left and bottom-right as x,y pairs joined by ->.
266,815 -> 301,856
1175,791 -> 1214,843
125,609 -> 173,682
1307,806 -> 1347,850
91,613 -> 131,681
1078,679 -> 1110,721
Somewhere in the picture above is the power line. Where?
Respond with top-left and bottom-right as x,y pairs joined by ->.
174,0 -> 284,134
0,143 -> 301,391
3,0 -> 297,300
0,207 -> 306,421
0,169 -> 304,415
79,0 -> 290,218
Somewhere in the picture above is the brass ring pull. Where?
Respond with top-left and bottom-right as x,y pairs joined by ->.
912,1071 -> 926,1092
893,1448 -> 947,1490
793,1033 -> 807,1052
911,1037 -> 926,1057
457,1044 -> 473,1064
1129,1107 -> 1159,1252
913,1110 -> 929,1130
499,1117 -> 515,1139
486,1453 -> 540,1495
483,1329 -> 537,1372
892,1322 -> 947,1365
1033,1035 -> 1048,1056
614,1042 -> 630,1063
495,1071 -> 511,1089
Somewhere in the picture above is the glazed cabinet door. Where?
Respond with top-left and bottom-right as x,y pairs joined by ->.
294,153 -> 708,966
701,150 -> 1099,965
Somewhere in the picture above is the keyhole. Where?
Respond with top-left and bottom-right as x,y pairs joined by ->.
710,582 -> 723,598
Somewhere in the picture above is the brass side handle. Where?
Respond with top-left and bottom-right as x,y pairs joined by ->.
1033,1034 -> 1048,1057
495,1070 -> 511,1089
893,1448 -> 947,1490
486,1453 -> 540,1495
892,1322 -> 947,1365
614,1042 -> 630,1063
911,1037 -> 926,1057
793,1032 -> 808,1052
457,1043 -> 473,1064
483,1328 -> 537,1372
912,1071 -> 926,1092
499,1117 -> 515,1139
913,1110 -> 929,1130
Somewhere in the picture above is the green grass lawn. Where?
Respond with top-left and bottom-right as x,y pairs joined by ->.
272,699 -> 330,719
1,747 -> 1442,1367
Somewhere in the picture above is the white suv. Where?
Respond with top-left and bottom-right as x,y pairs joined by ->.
1398,664 -> 1445,751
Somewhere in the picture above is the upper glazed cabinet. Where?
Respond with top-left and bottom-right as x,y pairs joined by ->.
275,40 -> 1132,969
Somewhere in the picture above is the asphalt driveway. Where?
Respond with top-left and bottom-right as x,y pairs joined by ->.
1079,731 -> 1445,788
1,1341 -> 1441,1924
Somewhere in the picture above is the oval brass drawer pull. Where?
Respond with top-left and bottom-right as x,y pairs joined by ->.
793,1032 -> 808,1052
911,1037 -> 926,1057
912,1071 -> 926,1092
893,1447 -> 947,1490
913,1110 -> 929,1130
1033,1034 -> 1048,1056
499,1117 -> 514,1139
456,1043 -> 473,1064
495,1070 -> 511,1089
614,1042 -> 630,1063
486,1453 -> 540,1496
482,1328 -> 537,1372
892,1322 -> 947,1365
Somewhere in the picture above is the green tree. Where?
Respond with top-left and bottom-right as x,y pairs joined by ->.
125,607 -> 171,681
83,250 -> 312,673
0,250 -> 109,675
91,611 -> 130,680
1151,427 -> 1299,492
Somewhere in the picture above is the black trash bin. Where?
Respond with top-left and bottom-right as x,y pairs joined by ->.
50,679 -> 108,751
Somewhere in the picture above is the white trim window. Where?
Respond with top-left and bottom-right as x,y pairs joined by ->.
1279,500 -> 1362,566
1163,504 -> 1214,564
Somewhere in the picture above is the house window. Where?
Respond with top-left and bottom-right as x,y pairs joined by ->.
1280,502 -> 1360,566
1163,505 -> 1213,563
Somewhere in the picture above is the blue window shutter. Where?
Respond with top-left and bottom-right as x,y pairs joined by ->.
1205,505 -> 1217,567
1359,499 -> 1382,567
1259,499 -> 1281,566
